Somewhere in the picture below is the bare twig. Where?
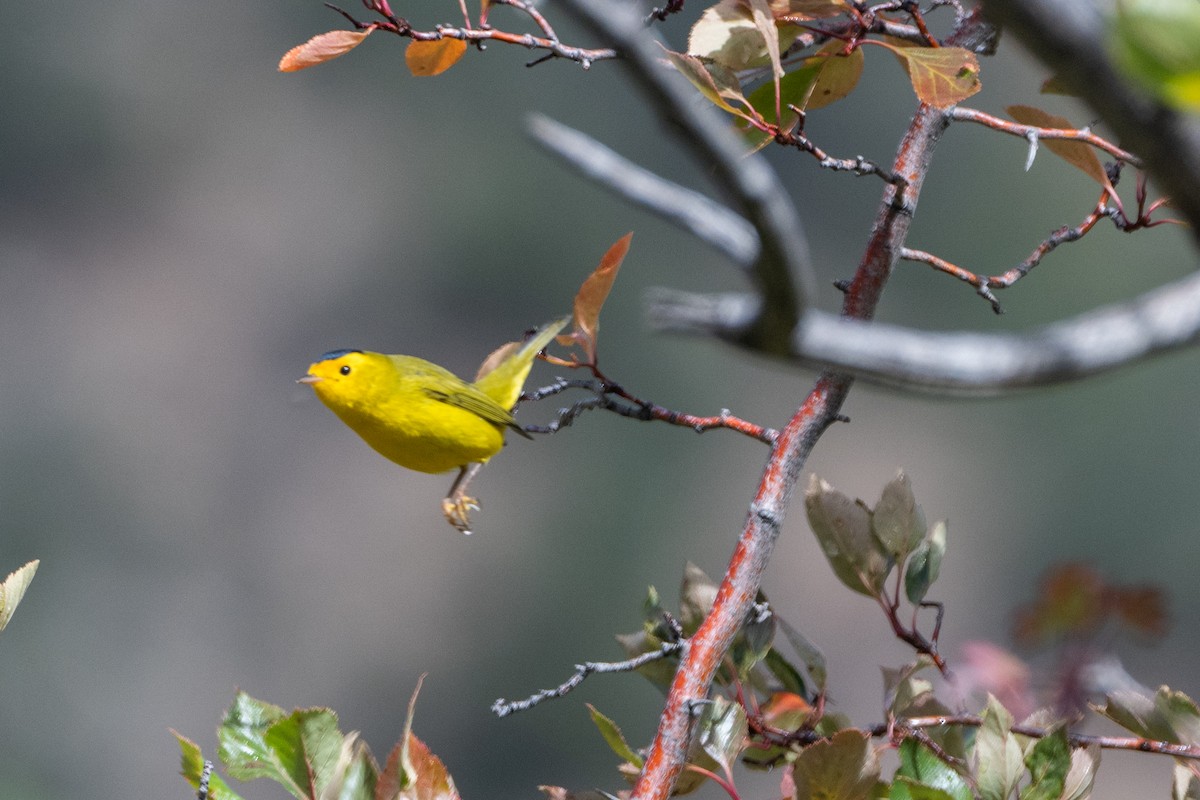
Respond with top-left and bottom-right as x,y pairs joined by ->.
491,640 -> 686,717
895,715 -> 1200,759
899,201 -> 1117,313
197,761 -> 213,800
776,124 -> 908,186
519,375 -> 778,444
949,107 -> 1142,167
325,3 -> 616,67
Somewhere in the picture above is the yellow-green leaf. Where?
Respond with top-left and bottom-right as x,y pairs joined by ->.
406,38 -> 469,77
664,48 -> 757,120
884,44 -> 981,107
279,29 -> 374,72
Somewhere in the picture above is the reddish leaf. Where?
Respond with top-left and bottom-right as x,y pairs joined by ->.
1110,586 -> 1168,638
377,733 -> 460,800
1013,563 -> 1106,645
761,691 -> 815,731
279,28 -> 374,72
562,233 -> 633,363
1006,105 -> 1116,195
406,38 -> 469,77
883,43 -> 981,107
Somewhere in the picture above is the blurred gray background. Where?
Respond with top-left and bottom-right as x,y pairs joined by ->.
0,2 -> 1197,798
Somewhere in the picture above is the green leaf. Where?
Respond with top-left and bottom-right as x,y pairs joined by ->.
218,693 -> 292,785
883,657 -> 936,717
587,704 -> 644,769
173,731 -> 247,800
805,474 -> 893,597
975,696 -> 1024,800
731,593 -> 776,681
763,648 -> 808,697
792,729 -> 880,800
0,559 -> 38,632
904,521 -> 946,605
696,695 -> 748,775
336,741 -> 377,800
779,618 -> 827,693
805,45 -> 865,111
1108,0 -> 1200,111
895,739 -> 972,800
662,47 -> 758,122
891,777 -> 956,800
1020,727 -> 1070,800
739,40 -> 862,151
872,470 -> 927,564
262,709 -> 346,799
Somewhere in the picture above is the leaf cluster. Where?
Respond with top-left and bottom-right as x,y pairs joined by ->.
175,685 -> 458,800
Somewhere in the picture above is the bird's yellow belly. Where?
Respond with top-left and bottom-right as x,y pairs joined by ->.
334,402 -> 505,474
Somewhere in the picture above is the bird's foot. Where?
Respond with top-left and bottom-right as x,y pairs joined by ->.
442,494 -> 481,535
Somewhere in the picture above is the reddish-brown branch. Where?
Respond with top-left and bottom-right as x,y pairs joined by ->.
949,107 -> 1142,166
902,177 -> 1178,313
630,33 -> 966,797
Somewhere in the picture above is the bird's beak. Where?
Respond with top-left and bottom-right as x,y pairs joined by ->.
297,375 -> 322,385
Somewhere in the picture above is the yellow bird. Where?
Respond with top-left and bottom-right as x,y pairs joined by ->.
300,317 -> 568,533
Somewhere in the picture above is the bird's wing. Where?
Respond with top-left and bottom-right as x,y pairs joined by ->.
422,385 -> 533,440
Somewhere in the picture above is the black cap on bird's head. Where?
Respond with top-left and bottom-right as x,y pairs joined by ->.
315,348 -> 363,362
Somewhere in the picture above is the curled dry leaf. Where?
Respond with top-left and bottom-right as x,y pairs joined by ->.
560,233 -> 633,363
279,28 -> 375,72
406,38 -> 469,77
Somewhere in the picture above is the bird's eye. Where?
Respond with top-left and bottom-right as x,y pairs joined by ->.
340,365 -> 351,376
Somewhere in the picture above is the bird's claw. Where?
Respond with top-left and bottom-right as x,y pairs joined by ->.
442,494 -> 480,535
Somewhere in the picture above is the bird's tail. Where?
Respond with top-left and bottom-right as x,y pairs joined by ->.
473,316 -> 570,409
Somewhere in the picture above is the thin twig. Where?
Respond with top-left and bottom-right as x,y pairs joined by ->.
326,3 -> 615,67
491,640 -> 686,717
776,123 -> 908,187
895,715 -> 1200,759
950,107 -> 1142,167
900,200 -> 1115,313
519,376 -> 779,444
197,761 -> 213,800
